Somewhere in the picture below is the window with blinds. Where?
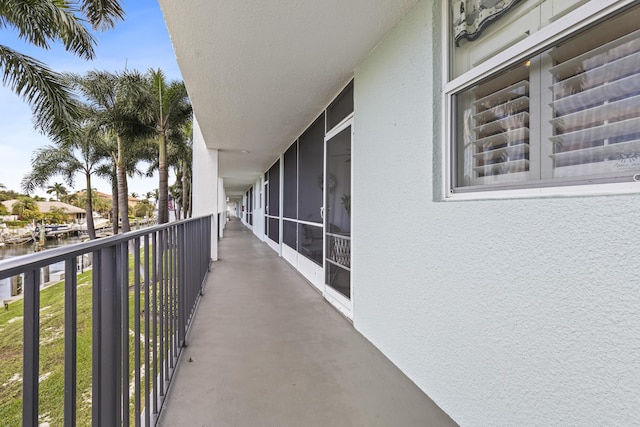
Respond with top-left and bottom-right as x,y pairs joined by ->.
549,21 -> 640,178
457,62 -> 531,186
452,1 -> 640,191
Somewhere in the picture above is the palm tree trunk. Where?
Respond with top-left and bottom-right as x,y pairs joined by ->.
158,132 -> 169,224
182,158 -> 188,219
85,174 -> 96,240
188,179 -> 193,218
116,134 -> 130,233
111,163 -> 119,235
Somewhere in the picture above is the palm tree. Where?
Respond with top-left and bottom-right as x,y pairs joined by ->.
169,120 -> 193,219
148,120 -> 194,221
67,70 -> 153,233
10,196 -> 40,221
145,69 -> 191,224
103,127 -> 156,234
169,182 -> 181,220
90,190 -> 112,219
60,192 -> 78,205
77,187 -> 110,218
109,162 -> 119,234
46,182 -> 68,201
22,127 -> 111,239
0,0 -> 125,141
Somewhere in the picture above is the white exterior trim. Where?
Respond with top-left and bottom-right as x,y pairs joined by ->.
297,255 -> 323,292
265,234 -> 279,253
447,181 -> 640,201
290,219 -> 323,227
282,243 -> 298,268
326,112 -> 355,138
324,286 -> 352,318
279,152 -> 284,256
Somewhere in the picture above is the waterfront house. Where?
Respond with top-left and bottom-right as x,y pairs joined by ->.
1,200 -> 85,223
156,0 -> 640,425
75,190 -> 142,210
37,201 -> 86,223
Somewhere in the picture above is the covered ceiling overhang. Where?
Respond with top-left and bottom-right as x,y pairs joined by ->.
158,0 -> 418,197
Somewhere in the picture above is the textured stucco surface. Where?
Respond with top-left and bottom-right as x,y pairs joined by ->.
352,1 -> 640,426
192,117 -> 219,261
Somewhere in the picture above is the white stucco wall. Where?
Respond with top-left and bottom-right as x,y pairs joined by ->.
191,116 -> 219,261
352,1 -> 640,426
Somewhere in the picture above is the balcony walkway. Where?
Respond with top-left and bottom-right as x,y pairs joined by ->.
157,217 -> 456,426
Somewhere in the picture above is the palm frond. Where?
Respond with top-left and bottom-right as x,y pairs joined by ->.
0,0 -> 96,59
93,163 -> 114,181
80,0 -> 125,31
163,81 -> 191,129
69,69 -> 154,139
0,45 -> 78,143
146,68 -> 191,131
21,145 -> 81,194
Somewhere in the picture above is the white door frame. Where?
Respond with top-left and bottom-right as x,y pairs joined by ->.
323,115 -> 353,318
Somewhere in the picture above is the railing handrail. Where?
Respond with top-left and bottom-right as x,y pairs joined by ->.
0,214 -> 213,426
0,215 -> 212,280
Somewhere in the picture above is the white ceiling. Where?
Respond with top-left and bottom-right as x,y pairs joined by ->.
158,0 -> 418,197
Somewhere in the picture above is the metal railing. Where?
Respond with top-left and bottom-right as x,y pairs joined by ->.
0,215 -> 212,426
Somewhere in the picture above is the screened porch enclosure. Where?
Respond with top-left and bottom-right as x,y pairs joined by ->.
242,81 -> 354,314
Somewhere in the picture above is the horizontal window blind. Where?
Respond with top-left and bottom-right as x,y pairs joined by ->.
549,25 -> 640,178
458,62 -> 531,186
472,80 -> 530,178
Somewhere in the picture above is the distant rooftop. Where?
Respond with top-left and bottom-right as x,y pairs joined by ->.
1,200 -> 85,215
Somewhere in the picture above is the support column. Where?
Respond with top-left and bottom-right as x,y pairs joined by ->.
191,116 -> 219,261
279,152 -> 284,257
218,177 -> 226,239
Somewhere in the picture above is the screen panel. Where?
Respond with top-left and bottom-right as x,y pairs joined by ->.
283,143 -> 297,219
298,223 -> 322,265
283,219 -> 297,249
327,81 -> 354,131
268,217 -> 279,243
298,114 -> 324,224
268,160 -> 280,217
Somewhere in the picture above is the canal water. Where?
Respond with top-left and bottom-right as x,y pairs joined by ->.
0,236 -> 86,300
0,220 -> 154,300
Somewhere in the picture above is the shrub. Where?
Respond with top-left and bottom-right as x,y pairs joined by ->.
1,220 -> 29,228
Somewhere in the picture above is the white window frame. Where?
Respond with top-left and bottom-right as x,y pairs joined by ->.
442,0 -> 640,200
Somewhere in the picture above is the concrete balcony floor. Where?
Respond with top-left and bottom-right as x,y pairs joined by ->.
158,218 -> 456,426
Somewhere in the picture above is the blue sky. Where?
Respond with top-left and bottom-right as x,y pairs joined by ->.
0,0 -> 183,198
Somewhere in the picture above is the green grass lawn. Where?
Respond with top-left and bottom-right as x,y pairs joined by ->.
0,271 -> 95,425
0,253 -> 162,426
